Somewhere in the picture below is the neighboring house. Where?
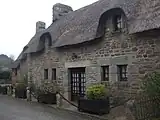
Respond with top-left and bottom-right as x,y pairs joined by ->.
11,0 -> 160,106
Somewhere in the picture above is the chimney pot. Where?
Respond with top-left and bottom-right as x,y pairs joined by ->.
36,21 -> 46,33
52,3 -> 73,22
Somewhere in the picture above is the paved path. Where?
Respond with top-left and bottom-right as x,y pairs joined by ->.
0,95 -> 100,120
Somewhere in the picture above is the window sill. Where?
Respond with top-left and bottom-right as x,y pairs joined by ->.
51,79 -> 57,81
44,79 -> 49,81
114,81 -> 130,88
111,30 -> 122,34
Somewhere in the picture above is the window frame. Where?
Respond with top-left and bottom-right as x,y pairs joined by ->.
52,68 -> 56,80
117,65 -> 128,81
101,66 -> 109,81
44,69 -> 48,80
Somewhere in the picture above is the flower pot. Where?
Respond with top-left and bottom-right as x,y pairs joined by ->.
78,97 -> 110,115
37,93 -> 56,104
0,86 -> 7,95
15,88 -> 27,99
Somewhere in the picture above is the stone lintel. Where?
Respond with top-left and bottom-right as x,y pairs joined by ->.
97,54 -> 136,66
65,60 -> 91,68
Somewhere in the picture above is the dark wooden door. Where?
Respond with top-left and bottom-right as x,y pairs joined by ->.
70,68 -> 85,101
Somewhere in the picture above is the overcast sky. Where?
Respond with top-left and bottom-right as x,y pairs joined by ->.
0,0 -> 98,59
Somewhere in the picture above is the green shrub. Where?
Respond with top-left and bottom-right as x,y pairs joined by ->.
0,86 -> 7,94
29,82 -> 36,92
86,84 -> 107,100
39,82 -> 60,94
143,72 -> 160,96
16,83 -> 26,90
35,86 -> 45,95
15,83 -> 27,98
152,118 -> 160,120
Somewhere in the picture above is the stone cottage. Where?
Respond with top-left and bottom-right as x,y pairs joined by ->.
11,0 -> 160,105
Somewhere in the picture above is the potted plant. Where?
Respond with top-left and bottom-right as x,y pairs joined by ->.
0,86 -> 7,95
36,82 -> 57,104
15,83 -> 27,99
78,84 -> 110,115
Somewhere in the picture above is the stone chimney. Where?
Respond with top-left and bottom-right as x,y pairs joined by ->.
52,3 -> 73,22
36,21 -> 46,33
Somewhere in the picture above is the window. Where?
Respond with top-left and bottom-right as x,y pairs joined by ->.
102,66 -> 109,81
44,69 -> 48,79
117,65 -> 127,81
113,15 -> 122,31
15,69 -> 17,76
13,68 -> 17,76
48,37 -> 52,46
52,68 -> 56,80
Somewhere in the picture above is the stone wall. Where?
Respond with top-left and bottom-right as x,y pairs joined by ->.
11,68 -> 21,85
26,26 -> 160,104
14,13 -> 160,107
19,59 -> 28,80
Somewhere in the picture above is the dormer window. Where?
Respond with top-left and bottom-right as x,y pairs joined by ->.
48,36 -> 52,46
113,15 -> 122,31
41,33 -> 52,49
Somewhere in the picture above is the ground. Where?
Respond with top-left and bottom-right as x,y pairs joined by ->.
0,95 -> 101,120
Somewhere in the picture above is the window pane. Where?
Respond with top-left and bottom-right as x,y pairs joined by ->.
52,68 -> 56,80
117,65 -> 127,81
102,66 -> 109,81
114,15 -> 122,31
44,69 -> 48,79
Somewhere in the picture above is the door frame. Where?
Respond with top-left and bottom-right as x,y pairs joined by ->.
69,67 -> 86,101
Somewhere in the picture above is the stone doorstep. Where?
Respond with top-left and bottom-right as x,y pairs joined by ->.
47,104 -> 108,120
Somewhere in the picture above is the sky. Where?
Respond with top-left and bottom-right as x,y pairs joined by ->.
0,0 -> 98,59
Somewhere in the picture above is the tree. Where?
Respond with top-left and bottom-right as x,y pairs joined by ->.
0,71 -> 11,84
143,72 -> 160,96
9,54 -> 15,62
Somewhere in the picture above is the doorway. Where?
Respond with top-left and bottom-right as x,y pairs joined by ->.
70,68 -> 86,101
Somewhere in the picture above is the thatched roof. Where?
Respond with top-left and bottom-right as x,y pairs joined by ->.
26,0 -> 160,49
44,0 -> 160,47
10,60 -> 20,69
13,0 -> 160,68
24,31 -> 46,54
11,31 -> 45,68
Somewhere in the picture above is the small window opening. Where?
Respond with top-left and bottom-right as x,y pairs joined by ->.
102,66 -> 109,81
44,69 -> 48,79
52,68 -> 56,80
113,15 -> 122,31
117,65 -> 127,81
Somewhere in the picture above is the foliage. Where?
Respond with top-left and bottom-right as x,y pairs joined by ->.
0,85 -> 7,94
35,82 -> 60,95
9,54 -> 15,61
15,83 -> 27,99
143,72 -> 160,96
18,74 -> 28,86
30,82 -> 36,92
15,83 -> 27,90
152,118 -> 160,120
23,74 -> 28,86
35,86 -> 45,95
0,54 -> 13,68
0,71 -> 11,79
86,84 -> 107,100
